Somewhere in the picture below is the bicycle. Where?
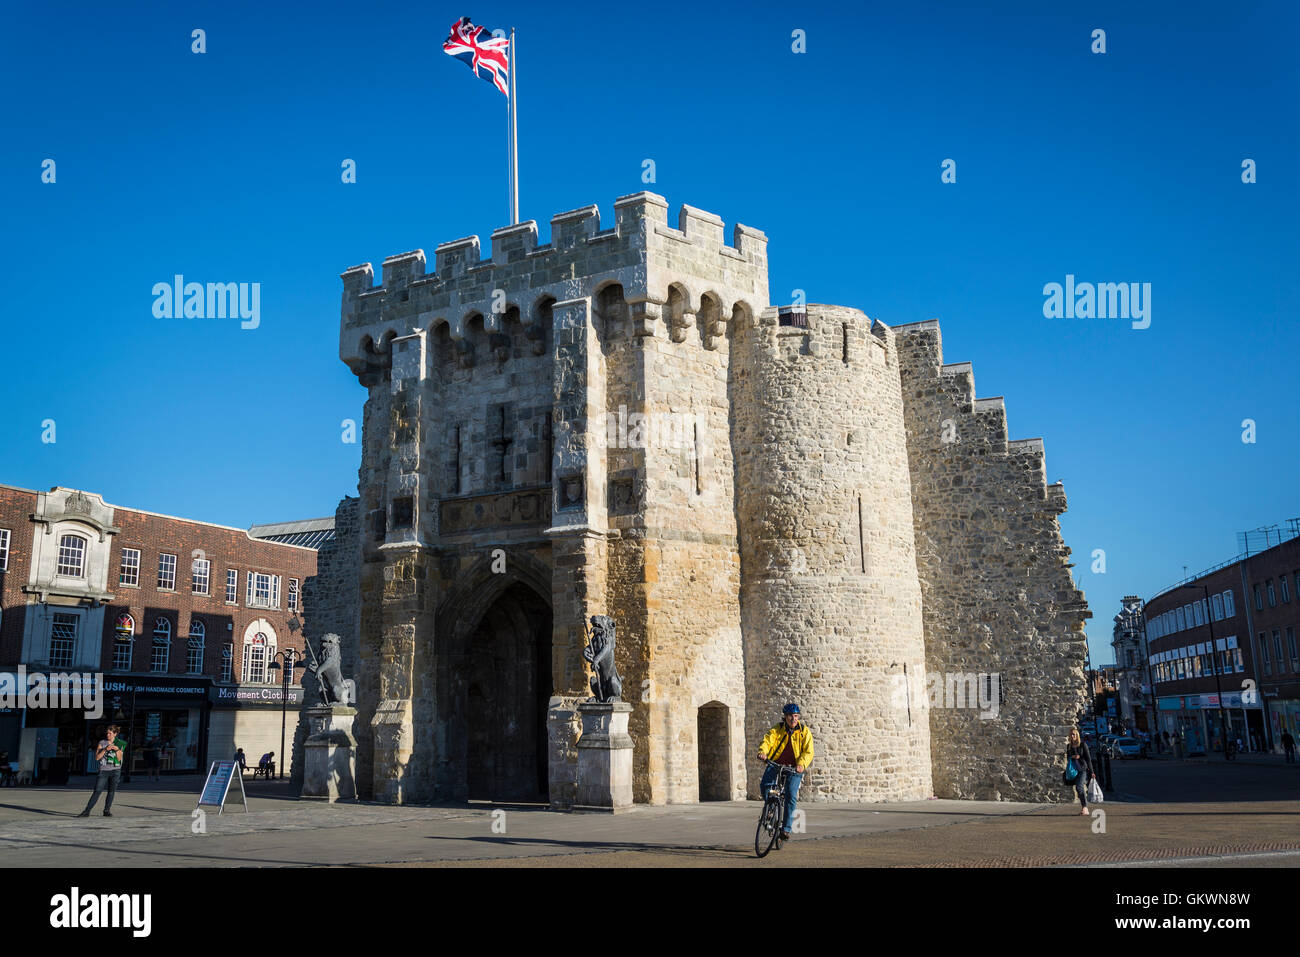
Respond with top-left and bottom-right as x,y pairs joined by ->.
755,759 -> 799,858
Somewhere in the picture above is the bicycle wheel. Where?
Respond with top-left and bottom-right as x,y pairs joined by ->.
755,798 -> 779,858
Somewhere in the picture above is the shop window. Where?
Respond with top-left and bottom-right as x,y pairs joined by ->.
151,617 -> 171,672
187,619 -> 205,674
57,535 -> 86,578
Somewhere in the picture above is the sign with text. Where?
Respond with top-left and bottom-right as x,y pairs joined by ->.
212,685 -> 304,709
197,760 -> 247,814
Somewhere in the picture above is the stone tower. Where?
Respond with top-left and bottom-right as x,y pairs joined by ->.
333,192 -> 1089,807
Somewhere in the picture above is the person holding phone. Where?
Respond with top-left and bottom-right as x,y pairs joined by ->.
77,724 -> 126,818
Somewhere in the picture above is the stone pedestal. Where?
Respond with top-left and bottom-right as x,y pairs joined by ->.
301,705 -> 358,802
574,701 -> 634,812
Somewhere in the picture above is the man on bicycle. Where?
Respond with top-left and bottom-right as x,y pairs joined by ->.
756,703 -> 814,841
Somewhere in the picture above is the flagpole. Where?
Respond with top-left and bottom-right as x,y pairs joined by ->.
508,27 -> 518,225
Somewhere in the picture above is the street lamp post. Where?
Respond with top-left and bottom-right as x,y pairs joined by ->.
1181,582 -> 1231,762
268,649 -> 302,780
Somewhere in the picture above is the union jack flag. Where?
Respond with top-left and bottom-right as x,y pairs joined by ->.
442,17 -> 510,96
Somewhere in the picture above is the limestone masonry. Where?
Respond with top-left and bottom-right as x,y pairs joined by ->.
314,192 -> 1091,807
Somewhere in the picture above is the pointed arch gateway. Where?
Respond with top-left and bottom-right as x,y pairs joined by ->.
434,553 -> 554,802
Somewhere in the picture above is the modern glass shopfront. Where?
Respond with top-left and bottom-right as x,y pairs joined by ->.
91,675 -> 213,775
1157,692 -> 1265,753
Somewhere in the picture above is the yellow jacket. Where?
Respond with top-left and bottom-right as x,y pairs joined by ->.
759,722 -> 814,770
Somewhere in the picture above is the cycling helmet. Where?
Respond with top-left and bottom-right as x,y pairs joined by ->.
782,703 -> 801,715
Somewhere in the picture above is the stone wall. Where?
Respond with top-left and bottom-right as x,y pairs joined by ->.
895,321 -> 1091,802
294,495 -> 360,790
732,305 -> 933,801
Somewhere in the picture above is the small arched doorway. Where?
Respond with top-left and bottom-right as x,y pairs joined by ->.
462,583 -> 553,801
698,702 -> 731,801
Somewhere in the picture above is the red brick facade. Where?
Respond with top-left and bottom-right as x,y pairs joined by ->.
0,484 -> 315,678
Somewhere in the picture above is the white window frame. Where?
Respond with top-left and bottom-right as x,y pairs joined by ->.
242,632 -> 275,683
49,612 -> 78,669
192,557 -> 210,595
187,619 -> 206,674
226,569 -> 238,603
1224,590 -> 1235,617
220,642 -> 233,683
0,528 -> 9,571
246,571 -> 281,609
119,547 -> 140,586
151,617 -> 172,672
158,553 -> 177,590
56,534 -> 87,578
112,614 -> 134,671
289,578 -> 299,612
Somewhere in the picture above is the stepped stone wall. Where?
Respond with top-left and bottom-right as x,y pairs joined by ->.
895,321 -> 1091,801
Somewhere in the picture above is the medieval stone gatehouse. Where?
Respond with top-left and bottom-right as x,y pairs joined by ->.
310,192 -> 1091,807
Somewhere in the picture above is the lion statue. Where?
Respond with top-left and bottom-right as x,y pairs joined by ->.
582,615 -> 623,703
307,633 -> 356,706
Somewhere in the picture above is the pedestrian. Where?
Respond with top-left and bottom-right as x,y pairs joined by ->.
1282,731 -> 1296,764
142,738 -> 160,782
234,747 -> 248,772
77,724 -> 126,818
1064,728 -> 1095,816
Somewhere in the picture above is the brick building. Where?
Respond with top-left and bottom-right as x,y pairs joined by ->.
1145,561 -> 1261,753
0,485 -> 323,780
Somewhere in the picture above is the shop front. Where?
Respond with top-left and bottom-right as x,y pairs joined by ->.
209,683 -> 305,774
97,675 -> 213,775
1157,692 -> 1264,755
1268,697 -> 1300,751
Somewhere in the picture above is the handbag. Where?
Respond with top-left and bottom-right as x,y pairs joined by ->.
1061,757 -> 1079,785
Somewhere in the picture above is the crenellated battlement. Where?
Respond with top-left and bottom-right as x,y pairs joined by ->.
339,192 -> 770,369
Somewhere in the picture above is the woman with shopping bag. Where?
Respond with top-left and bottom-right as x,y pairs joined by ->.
1063,728 -> 1095,816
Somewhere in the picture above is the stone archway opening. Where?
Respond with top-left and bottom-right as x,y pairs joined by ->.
462,582 -> 553,802
697,702 -> 731,801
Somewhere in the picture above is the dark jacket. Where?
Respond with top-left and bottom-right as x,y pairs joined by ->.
1066,741 -> 1093,777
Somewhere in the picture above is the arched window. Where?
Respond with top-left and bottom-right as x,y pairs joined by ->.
151,617 -> 171,672
187,619 -> 205,674
112,613 -> 134,671
244,632 -> 268,683
57,534 -> 87,577
241,621 -> 277,683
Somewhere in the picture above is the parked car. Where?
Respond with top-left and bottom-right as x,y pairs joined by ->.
1109,737 -> 1147,759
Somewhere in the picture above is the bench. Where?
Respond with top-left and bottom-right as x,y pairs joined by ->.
252,763 -> 275,779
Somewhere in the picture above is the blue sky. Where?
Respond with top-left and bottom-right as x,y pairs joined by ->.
3,0 -> 1296,663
